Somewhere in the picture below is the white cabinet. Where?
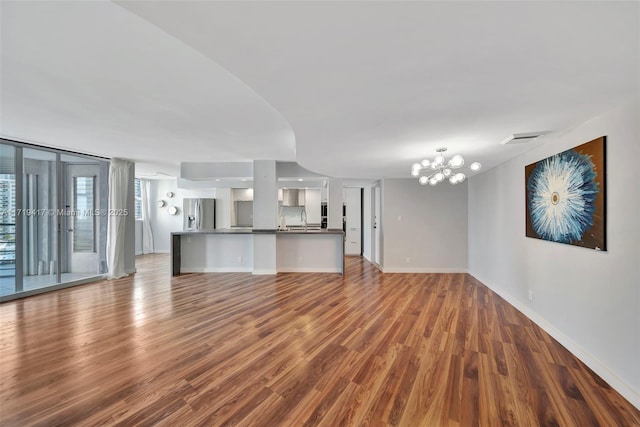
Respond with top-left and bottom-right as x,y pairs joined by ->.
345,187 -> 362,255
304,189 -> 321,225
232,188 -> 254,201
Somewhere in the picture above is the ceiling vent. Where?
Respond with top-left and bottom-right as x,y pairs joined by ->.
501,132 -> 548,145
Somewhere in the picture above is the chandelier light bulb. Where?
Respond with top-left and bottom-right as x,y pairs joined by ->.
449,154 -> 464,168
411,147 -> 480,187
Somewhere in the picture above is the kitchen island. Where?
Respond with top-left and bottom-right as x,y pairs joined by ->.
171,229 -> 345,276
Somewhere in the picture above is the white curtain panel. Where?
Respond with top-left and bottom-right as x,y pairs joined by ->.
141,179 -> 154,254
106,158 -> 132,279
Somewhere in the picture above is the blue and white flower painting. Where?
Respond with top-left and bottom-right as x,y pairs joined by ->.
525,137 -> 606,250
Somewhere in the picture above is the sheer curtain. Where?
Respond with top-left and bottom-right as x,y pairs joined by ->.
140,179 -> 154,254
106,158 -> 132,279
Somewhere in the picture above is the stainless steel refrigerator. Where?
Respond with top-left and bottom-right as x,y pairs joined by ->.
183,198 -> 216,231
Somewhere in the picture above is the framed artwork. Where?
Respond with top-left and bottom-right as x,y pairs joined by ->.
525,136 -> 606,251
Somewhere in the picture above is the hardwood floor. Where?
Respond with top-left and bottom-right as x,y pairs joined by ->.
1,255 -> 638,426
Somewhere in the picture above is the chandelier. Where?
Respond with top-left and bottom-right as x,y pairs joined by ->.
411,147 -> 481,186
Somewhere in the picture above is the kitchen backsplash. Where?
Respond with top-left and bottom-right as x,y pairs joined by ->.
280,206 -> 307,226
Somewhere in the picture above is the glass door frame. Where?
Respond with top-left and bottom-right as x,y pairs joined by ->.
0,138 -> 109,301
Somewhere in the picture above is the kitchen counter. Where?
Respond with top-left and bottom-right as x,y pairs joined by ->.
277,229 -> 343,234
171,228 -> 344,235
171,229 -> 344,275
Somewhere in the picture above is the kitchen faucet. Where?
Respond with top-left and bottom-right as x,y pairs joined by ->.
301,208 -> 307,230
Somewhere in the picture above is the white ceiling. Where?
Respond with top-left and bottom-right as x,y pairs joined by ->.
2,1 -> 638,179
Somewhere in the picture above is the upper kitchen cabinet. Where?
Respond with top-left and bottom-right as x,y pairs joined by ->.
304,189 -> 321,225
232,188 -> 253,201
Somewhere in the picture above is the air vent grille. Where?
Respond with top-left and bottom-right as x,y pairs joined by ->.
502,132 -> 548,145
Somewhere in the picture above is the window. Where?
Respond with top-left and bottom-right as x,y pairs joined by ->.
134,178 -> 142,220
73,176 -> 96,252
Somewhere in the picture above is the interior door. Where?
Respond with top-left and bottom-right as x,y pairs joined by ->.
373,185 -> 381,265
65,164 -> 100,274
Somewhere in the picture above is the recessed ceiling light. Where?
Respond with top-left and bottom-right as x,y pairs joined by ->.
241,178 -> 247,181
215,179 -> 221,182
298,178 -> 303,182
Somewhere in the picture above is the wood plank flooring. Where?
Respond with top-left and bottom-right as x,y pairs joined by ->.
1,254 -> 638,426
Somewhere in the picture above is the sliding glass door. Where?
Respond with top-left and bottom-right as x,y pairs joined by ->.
60,155 -> 109,281
0,141 -> 108,299
0,144 -> 17,296
21,148 -> 58,291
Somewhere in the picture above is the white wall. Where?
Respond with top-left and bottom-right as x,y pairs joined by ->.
252,160 -> 277,229
215,188 -> 231,230
135,220 -> 143,255
252,160 -> 277,274
180,233 -> 252,272
468,103 -> 640,408
327,178 -> 343,230
381,178 -> 467,272
276,234 -> 343,273
148,179 -> 216,253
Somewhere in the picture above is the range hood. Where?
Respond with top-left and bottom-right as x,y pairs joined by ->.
281,189 -> 306,207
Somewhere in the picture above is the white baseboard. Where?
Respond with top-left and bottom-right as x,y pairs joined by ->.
181,267 -> 252,273
252,269 -> 277,275
276,267 -> 341,273
470,272 -> 640,410
382,267 -> 468,273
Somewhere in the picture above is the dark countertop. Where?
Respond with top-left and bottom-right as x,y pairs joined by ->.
172,228 -> 344,236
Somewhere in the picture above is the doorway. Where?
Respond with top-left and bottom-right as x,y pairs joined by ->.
64,164 -> 101,275
372,184 -> 381,267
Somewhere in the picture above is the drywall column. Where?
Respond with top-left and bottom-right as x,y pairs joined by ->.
327,178 -> 343,230
252,160 -> 277,274
215,188 -> 231,229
